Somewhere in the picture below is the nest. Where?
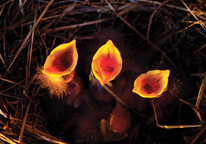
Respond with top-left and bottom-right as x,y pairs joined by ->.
0,0 -> 206,143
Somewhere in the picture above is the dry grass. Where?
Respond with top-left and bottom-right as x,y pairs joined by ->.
0,0 -> 206,143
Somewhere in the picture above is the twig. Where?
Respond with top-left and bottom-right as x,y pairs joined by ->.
0,93 -> 22,100
18,91 -> 32,143
196,75 -> 206,107
0,53 -> 9,73
103,84 -> 149,118
3,35 -> 6,61
193,43 -> 206,54
152,99 -> 201,129
190,73 -> 205,77
36,28 -> 48,51
181,0 -> 206,31
24,123 -> 69,144
18,0 -> 25,16
43,18 -> 111,34
25,8 -> 36,91
190,125 -> 206,144
0,0 -> 14,16
6,0 -> 54,76
132,0 -> 185,12
105,0 -> 178,71
116,4 -> 138,17
0,79 -> 24,93
0,133 -> 17,144
0,77 -> 23,85
132,0 -> 206,19
147,0 -> 170,42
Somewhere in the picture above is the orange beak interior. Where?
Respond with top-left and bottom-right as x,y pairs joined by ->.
44,49 -> 73,73
132,70 -> 170,98
42,39 -> 78,77
91,40 -> 122,85
42,39 -> 78,83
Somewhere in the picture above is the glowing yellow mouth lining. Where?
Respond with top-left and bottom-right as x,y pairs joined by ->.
47,75 -> 64,83
41,39 -> 170,100
91,40 -> 123,86
132,70 -> 170,98
42,39 -> 78,83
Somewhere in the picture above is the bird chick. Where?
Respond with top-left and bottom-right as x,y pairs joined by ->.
36,39 -> 84,108
100,103 -> 131,143
72,94 -> 114,144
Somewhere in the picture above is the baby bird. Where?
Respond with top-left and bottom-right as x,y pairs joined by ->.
100,102 -> 131,143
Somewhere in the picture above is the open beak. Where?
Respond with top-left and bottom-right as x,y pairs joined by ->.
91,40 -> 122,86
132,70 -> 170,98
42,39 -> 78,83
